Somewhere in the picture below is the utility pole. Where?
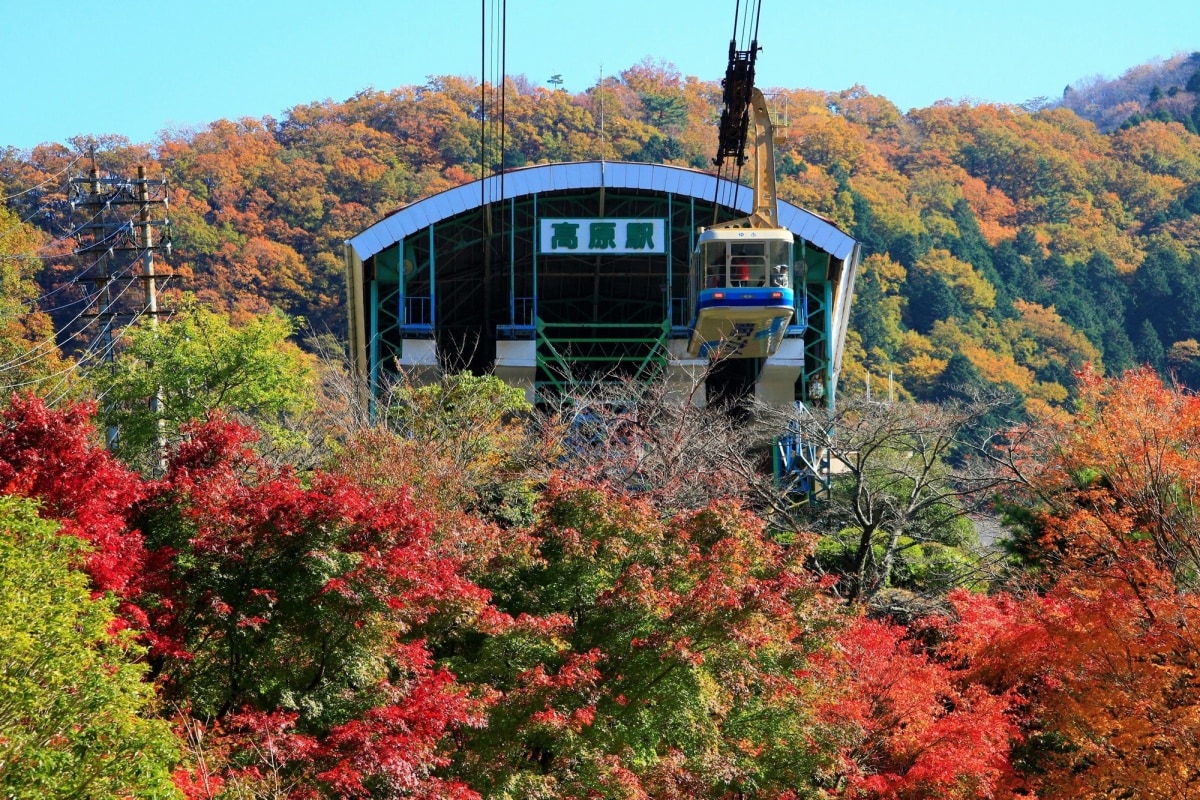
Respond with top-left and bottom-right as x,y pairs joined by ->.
69,152 -> 171,453
136,165 -> 162,321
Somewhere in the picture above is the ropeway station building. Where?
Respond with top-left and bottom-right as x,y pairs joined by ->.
343,160 -> 859,410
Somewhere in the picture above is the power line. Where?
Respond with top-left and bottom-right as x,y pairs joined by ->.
0,155 -> 174,412
0,217 -> 148,380
41,282 -> 176,407
0,155 -> 82,202
0,253 -> 144,375
63,157 -> 171,446
0,255 -> 158,396
0,202 -> 133,261
0,203 -> 51,244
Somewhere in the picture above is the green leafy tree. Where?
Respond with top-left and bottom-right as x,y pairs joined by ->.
0,495 -> 180,798
1131,245 -> 1200,347
904,267 -> 963,335
1134,318 -> 1167,370
931,352 -> 987,404
379,370 -> 531,471
94,299 -> 314,467
451,480 -> 838,798
947,198 -> 1007,305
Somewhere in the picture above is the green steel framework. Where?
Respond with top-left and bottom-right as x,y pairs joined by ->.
359,187 -> 842,406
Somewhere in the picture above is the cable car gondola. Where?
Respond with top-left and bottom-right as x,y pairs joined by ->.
687,227 -> 795,359
685,2 -> 801,360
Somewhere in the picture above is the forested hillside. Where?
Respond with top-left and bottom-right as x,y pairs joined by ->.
1061,51 -> 1200,131
4,54 -> 1200,408
7,54 -> 1200,799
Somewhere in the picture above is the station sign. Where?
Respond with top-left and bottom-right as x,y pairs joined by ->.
539,218 -> 666,255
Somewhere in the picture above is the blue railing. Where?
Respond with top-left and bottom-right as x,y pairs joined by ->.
773,402 -> 830,500
498,296 -> 536,339
402,296 -> 433,336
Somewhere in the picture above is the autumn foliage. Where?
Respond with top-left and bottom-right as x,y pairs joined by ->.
453,478 -> 835,797
819,615 -> 1021,800
5,54 -> 1200,406
970,366 -> 1200,797
3,48 -> 1200,796
0,396 -> 147,599
134,415 -> 493,797
9,357 -> 1200,796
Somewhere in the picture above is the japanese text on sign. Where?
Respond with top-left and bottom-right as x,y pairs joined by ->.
539,218 -> 666,255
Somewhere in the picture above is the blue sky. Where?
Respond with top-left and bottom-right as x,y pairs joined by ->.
2,0 -> 1196,151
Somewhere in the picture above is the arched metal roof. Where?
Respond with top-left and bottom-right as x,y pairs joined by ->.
346,160 -> 857,263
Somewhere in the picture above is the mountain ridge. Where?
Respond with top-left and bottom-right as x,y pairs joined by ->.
2,52 -> 1198,409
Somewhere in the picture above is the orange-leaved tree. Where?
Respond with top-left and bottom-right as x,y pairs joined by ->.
974,366 -> 1200,796
816,614 -> 1023,800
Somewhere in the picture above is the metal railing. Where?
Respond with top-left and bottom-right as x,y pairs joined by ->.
498,296 -> 536,339
773,402 -> 832,502
401,295 -> 433,335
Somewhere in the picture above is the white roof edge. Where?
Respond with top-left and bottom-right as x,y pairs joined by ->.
347,161 -> 856,262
